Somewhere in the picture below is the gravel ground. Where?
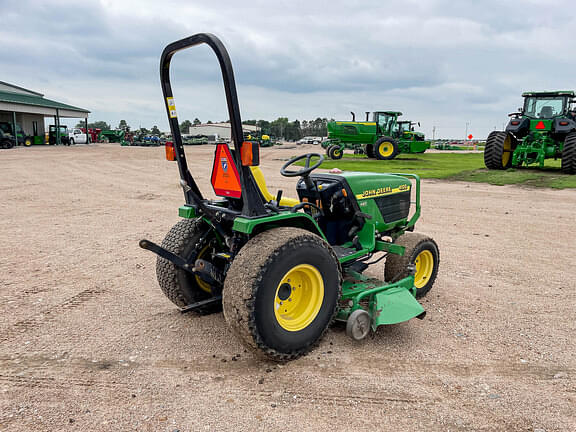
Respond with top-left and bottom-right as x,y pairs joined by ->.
0,143 -> 574,431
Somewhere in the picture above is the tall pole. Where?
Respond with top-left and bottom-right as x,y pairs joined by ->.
432,126 -> 436,140
12,111 -> 17,147
56,109 -> 61,145
465,121 -> 469,142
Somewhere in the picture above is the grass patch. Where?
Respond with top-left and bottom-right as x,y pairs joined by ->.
298,153 -> 575,189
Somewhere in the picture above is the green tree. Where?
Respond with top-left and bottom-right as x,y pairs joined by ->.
75,120 -> 110,130
179,119 -> 192,133
193,118 -> 201,125
118,120 -> 130,132
151,125 -> 161,135
207,120 -> 213,124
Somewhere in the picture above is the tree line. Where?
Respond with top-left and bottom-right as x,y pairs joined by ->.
77,117 -> 334,140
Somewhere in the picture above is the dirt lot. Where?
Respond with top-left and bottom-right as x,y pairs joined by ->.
1,143 -> 574,431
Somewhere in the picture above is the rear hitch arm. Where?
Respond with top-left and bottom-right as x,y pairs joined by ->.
139,239 -> 192,271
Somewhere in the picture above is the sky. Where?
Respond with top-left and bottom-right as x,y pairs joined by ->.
1,0 -> 575,139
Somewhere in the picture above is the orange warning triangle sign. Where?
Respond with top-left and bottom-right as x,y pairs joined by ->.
211,143 -> 242,198
535,121 -> 546,130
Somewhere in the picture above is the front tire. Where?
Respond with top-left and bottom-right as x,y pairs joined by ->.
374,137 -> 399,160
385,233 -> 440,299
561,132 -> 576,174
24,138 -> 33,147
328,145 -> 343,160
223,228 -> 341,361
156,218 -> 221,312
484,131 -> 514,169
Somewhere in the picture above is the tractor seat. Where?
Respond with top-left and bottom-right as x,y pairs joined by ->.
250,166 -> 300,207
539,106 -> 554,118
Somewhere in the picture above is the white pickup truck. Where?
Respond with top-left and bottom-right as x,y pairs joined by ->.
68,128 -> 91,144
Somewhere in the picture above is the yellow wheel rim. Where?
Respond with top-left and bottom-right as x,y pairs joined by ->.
414,250 -> 434,289
378,141 -> 394,157
24,139 -> 32,146
194,244 -> 212,294
274,264 -> 324,332
502,135 -> 512,166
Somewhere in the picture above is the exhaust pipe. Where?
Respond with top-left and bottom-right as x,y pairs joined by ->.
350,111 -> 355,121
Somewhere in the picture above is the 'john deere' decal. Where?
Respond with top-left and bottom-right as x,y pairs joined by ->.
356,184 -> 410,200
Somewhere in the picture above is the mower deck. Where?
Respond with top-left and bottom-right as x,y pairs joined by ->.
337,270 -> 425,332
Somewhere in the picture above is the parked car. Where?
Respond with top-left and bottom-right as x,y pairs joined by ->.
68,128 -> 91,144
297,136 -> 322,145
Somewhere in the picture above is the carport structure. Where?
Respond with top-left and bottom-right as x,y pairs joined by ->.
0,81 -> 90,146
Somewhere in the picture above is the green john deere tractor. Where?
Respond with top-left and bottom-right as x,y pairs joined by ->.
485,91 -> 576,174
322,111 -> 430,160
48,125 -> 71,145
140,34 -> 440,361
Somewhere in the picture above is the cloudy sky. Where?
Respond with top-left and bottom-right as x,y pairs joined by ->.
1,0 -> 574,138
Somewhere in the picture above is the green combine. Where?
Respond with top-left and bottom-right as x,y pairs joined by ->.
98,130 -> 128,146
139,33 -> 440,361
485,91 -> 576,174
322,111 -> 430,160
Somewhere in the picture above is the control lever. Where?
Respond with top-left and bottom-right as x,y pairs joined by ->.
274,190 -> 283,206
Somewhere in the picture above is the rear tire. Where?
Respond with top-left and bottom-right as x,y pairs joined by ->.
156,218 -> 221,312
561,132 -> 576,174
374,137 -> 399,160
484,131 -> 514,170
24,138 -> 32,147
328,145 -> 343,160
384,233 -> 440,299
223,227 -> 341,361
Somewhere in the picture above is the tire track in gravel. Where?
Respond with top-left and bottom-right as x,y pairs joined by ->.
0,374 -> 131,392
2,352 -> 572,413
0,287 -> 107,343
2,353 -> 571,381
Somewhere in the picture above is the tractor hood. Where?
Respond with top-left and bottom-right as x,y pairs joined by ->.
337,171 -> 411,200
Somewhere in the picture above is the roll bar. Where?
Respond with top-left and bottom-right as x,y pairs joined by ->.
159,33 -> 266,217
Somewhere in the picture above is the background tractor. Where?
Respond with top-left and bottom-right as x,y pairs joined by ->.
140,34 -> 440,361
48,125 -> 71,145
0,122 -> 36,146
322,111 -> 430,160
0,128 -> 14,149
485,91 -> 576,174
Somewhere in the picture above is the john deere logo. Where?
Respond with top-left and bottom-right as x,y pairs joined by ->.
355,184 -> 411,200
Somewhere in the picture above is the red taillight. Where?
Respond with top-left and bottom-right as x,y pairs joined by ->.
559,121 -> 569,126
165,141 -> 175,161
510,121 -> 520,125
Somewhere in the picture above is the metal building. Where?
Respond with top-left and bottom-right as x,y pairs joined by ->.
188,122 -> 259,140
0,81 -> 90,145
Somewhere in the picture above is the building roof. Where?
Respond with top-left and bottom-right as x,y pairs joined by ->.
0,90 -> 90,114
0,81 -> 44,97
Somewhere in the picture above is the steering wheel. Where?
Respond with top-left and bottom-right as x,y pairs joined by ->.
280,153 -> 324,178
